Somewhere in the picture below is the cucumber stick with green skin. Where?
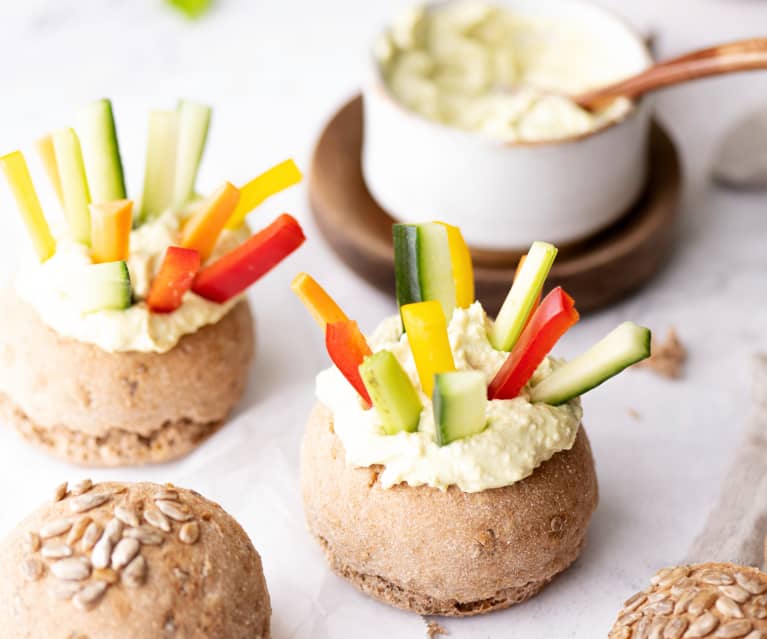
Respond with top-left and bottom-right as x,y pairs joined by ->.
530,322 -> 651,405
139,110 -> 179,224
433,371 -> 488,446
76,99 -> 127,203
360,350 -> 422,435
172,100 -> 211,208
52,128 -> 92,245
393,223 -> 456,319
491,241 -> 557,351
73,261 -> 132,314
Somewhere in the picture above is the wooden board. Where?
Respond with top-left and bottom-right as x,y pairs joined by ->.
309,95 -> 681,314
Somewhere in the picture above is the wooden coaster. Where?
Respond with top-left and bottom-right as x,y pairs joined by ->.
309,95 -> 681,314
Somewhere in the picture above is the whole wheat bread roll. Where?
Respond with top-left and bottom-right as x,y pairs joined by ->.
0,291 -> 254,466
301,403 -> 598,616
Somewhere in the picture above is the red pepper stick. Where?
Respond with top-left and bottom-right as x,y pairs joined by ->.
326,320 -> 372,407
147,246 -> 201,313
488,287 -> 579,400
193,213 -> 305,303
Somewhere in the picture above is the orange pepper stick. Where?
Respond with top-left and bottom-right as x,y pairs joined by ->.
181,182 -> 240,262
326,320 -> 372,407
291,273 -> 349,328
90,200 -> 133,263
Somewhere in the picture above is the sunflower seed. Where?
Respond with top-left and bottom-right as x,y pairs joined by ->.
114,505 -> 140,528
649,618 -> 667,639
744,632 -> 766,639
735,573 -> 767,595
70,492 -> 109,513
611,628 -> 631,639
179,521 -> 199,545
155,500 -> 192,522
648,592 -> 670,604
53,482 -> 68,502
52,581 -> 82,600
23,531 -> 41,553
155,489 -> 179,501
40,518 -> 74,539
22,557 -> 44,581
144,508 -> 170,532
672,578 -> 696,596
716,596 -> 744,618
635,617 -> 652,639
50,557 -> 91,581
714,621 -> 753,638
744,601 -> 767,619
618,612 -> 642,626
675,589 -> 699,614
123,526 -> 164,546
73,580 -> 107,611
104,519 -> 123,544
102,484 -> 127,496
91,535 -> 113,569
701,571 -> 735,586
624,592 -> 647,612
652,569 -> 672,585
67,517 -> 92,546
70,479 -> 93,496
689,590 -> 718,615
111,538 -> 139,570
80,522 -> 103,552
122,555 -> 147,588
659,567 -> 690,588
685,613 -> 719,638
643,600 -> 673,615
720,585 -> 751,604
664,618 -> 689,639
41,542 -> 72,559
93,568 -> 119,585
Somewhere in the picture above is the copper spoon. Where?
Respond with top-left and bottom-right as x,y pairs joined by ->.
574,38 -> 767,111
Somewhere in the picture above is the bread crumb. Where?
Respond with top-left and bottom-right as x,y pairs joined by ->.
636,327 -> 686,379
424,619 -> 448,638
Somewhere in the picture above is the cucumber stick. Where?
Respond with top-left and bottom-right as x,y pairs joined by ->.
172,100 -> 211,208
139,110 -> 179,223
52,128 -> 91,245
360,350 -> 422,435
530,322 -> 652,405
393,223 -> 456,319
433,371 -> 488,446
491,241 -> 557,351
76,99 -> 127,203
72,261 -> 132,314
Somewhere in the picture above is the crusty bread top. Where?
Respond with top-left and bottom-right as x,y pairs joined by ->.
0,481 -> 270,639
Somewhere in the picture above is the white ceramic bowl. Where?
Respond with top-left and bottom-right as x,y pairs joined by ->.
362,0 -> 654,251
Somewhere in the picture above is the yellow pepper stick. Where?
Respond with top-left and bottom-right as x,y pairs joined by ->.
0,151 -> 56,261
437,222 -> 474,308
181,181 -> 240,262
401,301 -> 456,396
90,199 -> 133,263
291,273 -> 349,328
35,134 -> 64,207
225,159 -> 302,229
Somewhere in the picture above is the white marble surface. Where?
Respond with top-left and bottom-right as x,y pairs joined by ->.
0,1 -> 766,637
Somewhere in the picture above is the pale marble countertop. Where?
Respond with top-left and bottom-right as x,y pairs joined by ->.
0,1 -> 766,637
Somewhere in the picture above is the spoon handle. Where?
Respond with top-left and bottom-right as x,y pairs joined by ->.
574,38 -> 767,110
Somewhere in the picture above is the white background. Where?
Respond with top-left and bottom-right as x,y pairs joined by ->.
0,1 -> 766,636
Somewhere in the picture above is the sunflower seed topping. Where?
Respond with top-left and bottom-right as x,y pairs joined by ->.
73,580 -> 107,611
155,489 -> 179,501
53,482 -> 68,502
40,518 -> 74,539
155,500 -> 192,522
714,621 -> 753,638
22,557 -> 44,581
52,581 -> 82,600
114,505 -> 140,528
623,592 -> 647,612
93,567 -> 120,585
41,542 -> 72,559
143,507 -> 171,532
104,519 -> 123,544
179,521 -> 199,545
745,632 -> 766,639
80,522 -> 103,552
91,535 -> 113,570
50,557 -> 91,581
122,555 -> 147,588
685,612 -> 719,637
721,586 -> 752,604
23,531 -> 41,553
716,596 -> 744,619
111,538 -> 139,570
67,517 -> 92,547
736,574 -> 767,595
702,571 -> 736,586
664,618 -> 689,639
123,526 -> 164,546
689,590 -> 718,616
70,479 -> 93,496
70,492 -> 109,514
